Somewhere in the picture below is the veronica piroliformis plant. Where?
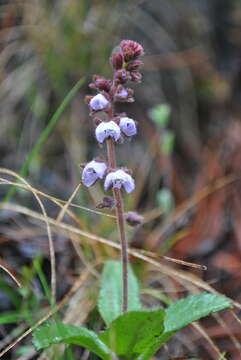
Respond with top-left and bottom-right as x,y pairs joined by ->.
82,40 -> 144,313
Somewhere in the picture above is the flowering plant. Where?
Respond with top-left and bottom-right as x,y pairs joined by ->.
32,40 -> 231,360
84,39 -> 144,312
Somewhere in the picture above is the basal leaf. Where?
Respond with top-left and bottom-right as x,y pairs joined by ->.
32,321 -> 111,360
98,261 -> 141,326
164,293 -> 231,333
99,309 -> 165,357
137,293 -> 231,360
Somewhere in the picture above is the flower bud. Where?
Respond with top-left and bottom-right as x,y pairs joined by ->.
124,211 -> 144,226
120,40 -> 144,61
82,159 -> 107,187
95,120 -> 121,143
130,72 -> 142,83
84,95 -> 93,104
119,117 -> 137,137
96,196 -> 115,209
126,60 -> 143,71
104,169 -> 135,193
110,52 -> 124,70
114,70 -> 130,84
89,76 -> 111,92
89,94 -> 109,111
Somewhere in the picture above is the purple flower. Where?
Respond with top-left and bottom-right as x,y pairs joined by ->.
119,117 -> 137,137
95,121 -> 121,143
82,160 -> 107,187
117,89 -> 128,98
104,169 -> 135,193
114,86 -> 134,102
89,94 -> 109,111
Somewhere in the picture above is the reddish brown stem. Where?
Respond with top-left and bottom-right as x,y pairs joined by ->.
106,138 -> 128,313
106,137 -> 116,169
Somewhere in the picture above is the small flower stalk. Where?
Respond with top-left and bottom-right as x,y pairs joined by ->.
83,40 -> 144,312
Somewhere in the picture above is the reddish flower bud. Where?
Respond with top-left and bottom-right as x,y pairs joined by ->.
126,60 -> 143,71
79,162 -> 87,168
120,40 -> 144,61
130,72 -> 142,83
96,196 -> 115,209
84,95 -> 93,104
114,70 -> 130,84
93,117 -> 102,126
89,75 -> 112,92
124,211 -> 144,226
110,52 -> 124,70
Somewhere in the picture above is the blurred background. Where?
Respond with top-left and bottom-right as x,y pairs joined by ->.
0,0 -> 241,359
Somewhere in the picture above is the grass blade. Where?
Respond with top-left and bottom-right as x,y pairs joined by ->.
3,77 -> 85,203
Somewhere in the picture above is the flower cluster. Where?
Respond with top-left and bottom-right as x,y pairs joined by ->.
82,40 -> 144,195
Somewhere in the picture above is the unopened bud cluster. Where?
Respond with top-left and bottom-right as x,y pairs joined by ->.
82,40 -> 144,197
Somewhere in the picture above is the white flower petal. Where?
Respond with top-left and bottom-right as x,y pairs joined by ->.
82,160 -> 107,187
82,168 -> 98,187
123,174 -> 135,193
95,121 -> 121,143
89,94 -> 109,111
119,117 -> 137,137
104,169 -> 135,193
104,172 -> 114,191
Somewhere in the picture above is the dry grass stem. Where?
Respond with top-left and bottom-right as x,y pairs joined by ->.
0,264 -> 96,358
1,201 -> 240,312
0,177 -> 116,219
0,258 -> 23,287
0,168 -> 56,302
56,182 -> 82,223
213,313 -> 241,357
192,321 -> 227,360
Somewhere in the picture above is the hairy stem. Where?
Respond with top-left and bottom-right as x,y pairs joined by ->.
106,138 -> 128,313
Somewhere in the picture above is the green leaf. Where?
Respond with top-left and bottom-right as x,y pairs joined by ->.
99,309 -> 165,358
149,104 -> 171,128
161,131 -> 175,154
32,321 -> 111,360
136,332 -> 173,360
0,279 -> 21,308
0,310 -> 21,324
157,187 -> 174,215
164,293 -> 231,333
138,293 -> 231,360
98,261 -> 141,326
16,345 -> 35,356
